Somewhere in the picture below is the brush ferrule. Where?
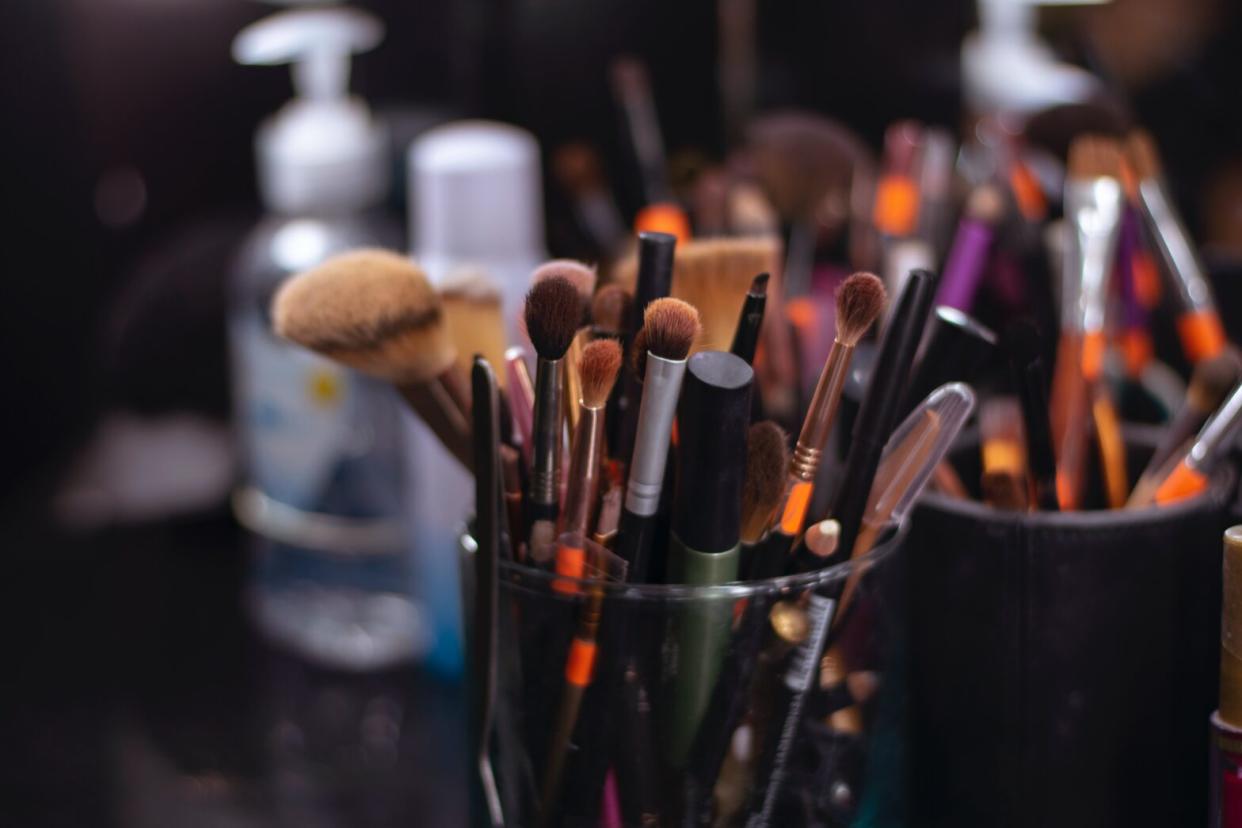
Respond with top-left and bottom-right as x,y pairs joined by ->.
1064,178 -> 1123,336
793,340 -> 852,475
561,405 -> 604,537
531,357 -> 563,507
1136,178 -> 1213,312
625,354 -> 688,517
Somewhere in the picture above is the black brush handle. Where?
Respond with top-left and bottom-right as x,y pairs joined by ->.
614,507 -> 660,584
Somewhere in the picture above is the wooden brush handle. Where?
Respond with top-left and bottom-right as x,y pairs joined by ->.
400,378 -> 473,471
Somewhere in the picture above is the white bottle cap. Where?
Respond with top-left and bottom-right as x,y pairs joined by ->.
408,121 -> 544,263
233,6 -> 388,215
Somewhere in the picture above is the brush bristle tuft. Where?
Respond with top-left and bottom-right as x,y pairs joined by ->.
642,298 -> 700,361
591,284 -> 631,335
750,272 -> 771,295
1068,134 -> 1124,180
271,249 -> 453,383
631,327 -> 649,380
524,276 -> 581,359
742,421 -> 789,540
579,339 -> 623,408
533,259 -> 596,324
672,237 -> 781,351
966,184 -> 1007,225
835,272 -> 886,346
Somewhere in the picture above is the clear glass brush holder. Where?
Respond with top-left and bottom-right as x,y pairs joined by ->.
467,533 -> 906,828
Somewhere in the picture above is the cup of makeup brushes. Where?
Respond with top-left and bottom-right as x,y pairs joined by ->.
468,530 -> 907,828
906,425 -> 1239,828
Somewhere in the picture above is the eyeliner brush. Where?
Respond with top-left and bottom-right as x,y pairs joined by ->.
730,272 -> 770,365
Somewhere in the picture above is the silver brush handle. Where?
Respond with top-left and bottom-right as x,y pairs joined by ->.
624,354 -> 686,517
1137,178 -> 1214,313
1064,178 -> 1123,336
1191,382 -> 1242,471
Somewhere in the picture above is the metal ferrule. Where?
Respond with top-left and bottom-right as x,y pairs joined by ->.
530,357 -> 563,507
1190,383 -> 1242,471
1137,177 -> 1213,312
624,353 -> 688,517
791,341 -> 852,480
561,405 -> 604,537
1064,178 -> 1124,336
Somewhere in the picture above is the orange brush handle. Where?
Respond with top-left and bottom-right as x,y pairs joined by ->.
1177,309 -> 1227,363
564,637 -> 597,687
552,542 -> 585,595
1154,460 -> 1208,505
778,479 -> 814,536
873,175 -> 919,236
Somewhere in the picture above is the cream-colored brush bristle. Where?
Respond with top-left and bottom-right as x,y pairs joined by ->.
672,237 -> 782,352
439,266 -> 507,387
272,249 -> 455,386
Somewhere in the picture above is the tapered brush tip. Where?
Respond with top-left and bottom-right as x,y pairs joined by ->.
750,272 -> 771,295
1125,130 -> 1161,181
271,248 -> 454,384
643,298 -> 701,362
835,272 -> 886,346
742,421 -> 790,540
579,339 -> 623,408
1067,134 -> 1124,180
590,284 -> 631,336
524,275 -> 581,360
965,184 -> 1007,225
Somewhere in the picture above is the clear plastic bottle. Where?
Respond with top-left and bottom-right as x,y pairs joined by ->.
228,7 -> 425,671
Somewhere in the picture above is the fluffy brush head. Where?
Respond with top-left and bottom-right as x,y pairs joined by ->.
835,272 -> 886,346
271,248 -> 454,385
643,298 -> 701,362
672,237 -> 782,351
631,327 -> 649,380
746,111 -> 870,219
532,259 -> 596,324
578,339 -> 622,408
1125,130 -> 1161,181
524,276 -> 581,360
591,284 -> 631,336
1190,348 -> 1242,411
1067,134 -> 1124,180
742,420 -> 789,540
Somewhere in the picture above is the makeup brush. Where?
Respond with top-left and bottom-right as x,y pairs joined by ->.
440,266 -> 508,387
671,237 -> 780,352
469,356 -> 504,828
827,269 -> 935,560
1127,130 -> 1228,363
980,396 -> 1030,511
614,298 -> 701,582
590,284 -> 631,340
1135,380 -> 1242,507
667,350 -> 754,768
873,120 -> 923,239
730,272 -> 769,365
553,340 -> 622,590
534,261 -> 596,433
1006,321 -> 1060,511
551,143 -> 628,257
1133,350 -> 1242,504
611,56 -> 672,206
900,306 -> 997,419
271,248 -> 473,470
505,346 -> 536,468
769,274 -> 886,567
1052,135 -> 1124,510
935,184 -> 1006,313
613,232 -> 677,465
742,421 -> 790,544
523,275 -> 581,555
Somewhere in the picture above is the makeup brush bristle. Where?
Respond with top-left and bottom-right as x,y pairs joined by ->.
631,327 -> 649,380
672,237 -> 781,351
524,276 -> 582,360
643,298 -> 701,362
533,259 -> 597,323
1067,134 -> 1124,180
579,339 -> 623,408
1125,130 -> 1161,181
749,272 -> 771,296
835,272 -> 886,346
1189,348 -> 1242,411
965,184 -> 1007,225
272,248 -> 455,384
742,420 -> 790,541
591,284 -> 631,336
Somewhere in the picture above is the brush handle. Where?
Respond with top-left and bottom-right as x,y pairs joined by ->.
625,353 -> 687,517
730,289 -> 767,365
614,508 -> 659,584
400,378 -> 473,471
530,358 -> 563,512
936,218 -> 993,312
560,405 -> 604,538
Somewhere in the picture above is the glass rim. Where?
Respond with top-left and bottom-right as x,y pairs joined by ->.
490,524 -> 905,601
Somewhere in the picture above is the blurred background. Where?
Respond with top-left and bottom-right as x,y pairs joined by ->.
4,0 -> 1242,825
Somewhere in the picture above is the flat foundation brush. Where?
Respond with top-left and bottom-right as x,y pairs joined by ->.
271,249 -> 473,469
523,275 -> 582,557
761,273 -> 885,578
614,298 -> 701,582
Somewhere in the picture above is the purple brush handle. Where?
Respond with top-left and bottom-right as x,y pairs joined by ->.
1117,207 -> 1147,329
936,218 -> 993,311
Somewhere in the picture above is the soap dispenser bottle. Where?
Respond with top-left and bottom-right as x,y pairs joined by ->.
228,6 -> 422,671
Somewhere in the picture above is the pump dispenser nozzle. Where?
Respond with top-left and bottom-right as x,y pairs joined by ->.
233,7 -> 388,215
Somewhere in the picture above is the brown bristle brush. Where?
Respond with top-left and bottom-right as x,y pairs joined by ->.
523,275 -> 583,555
741,421 -> 790,545
554,339 -> 624,586
534,260 -> 597,431
271,248 -> 472,470
590,284 -> 631,340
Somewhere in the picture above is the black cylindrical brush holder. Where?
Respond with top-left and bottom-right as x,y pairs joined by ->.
907,427 -> 1238,828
